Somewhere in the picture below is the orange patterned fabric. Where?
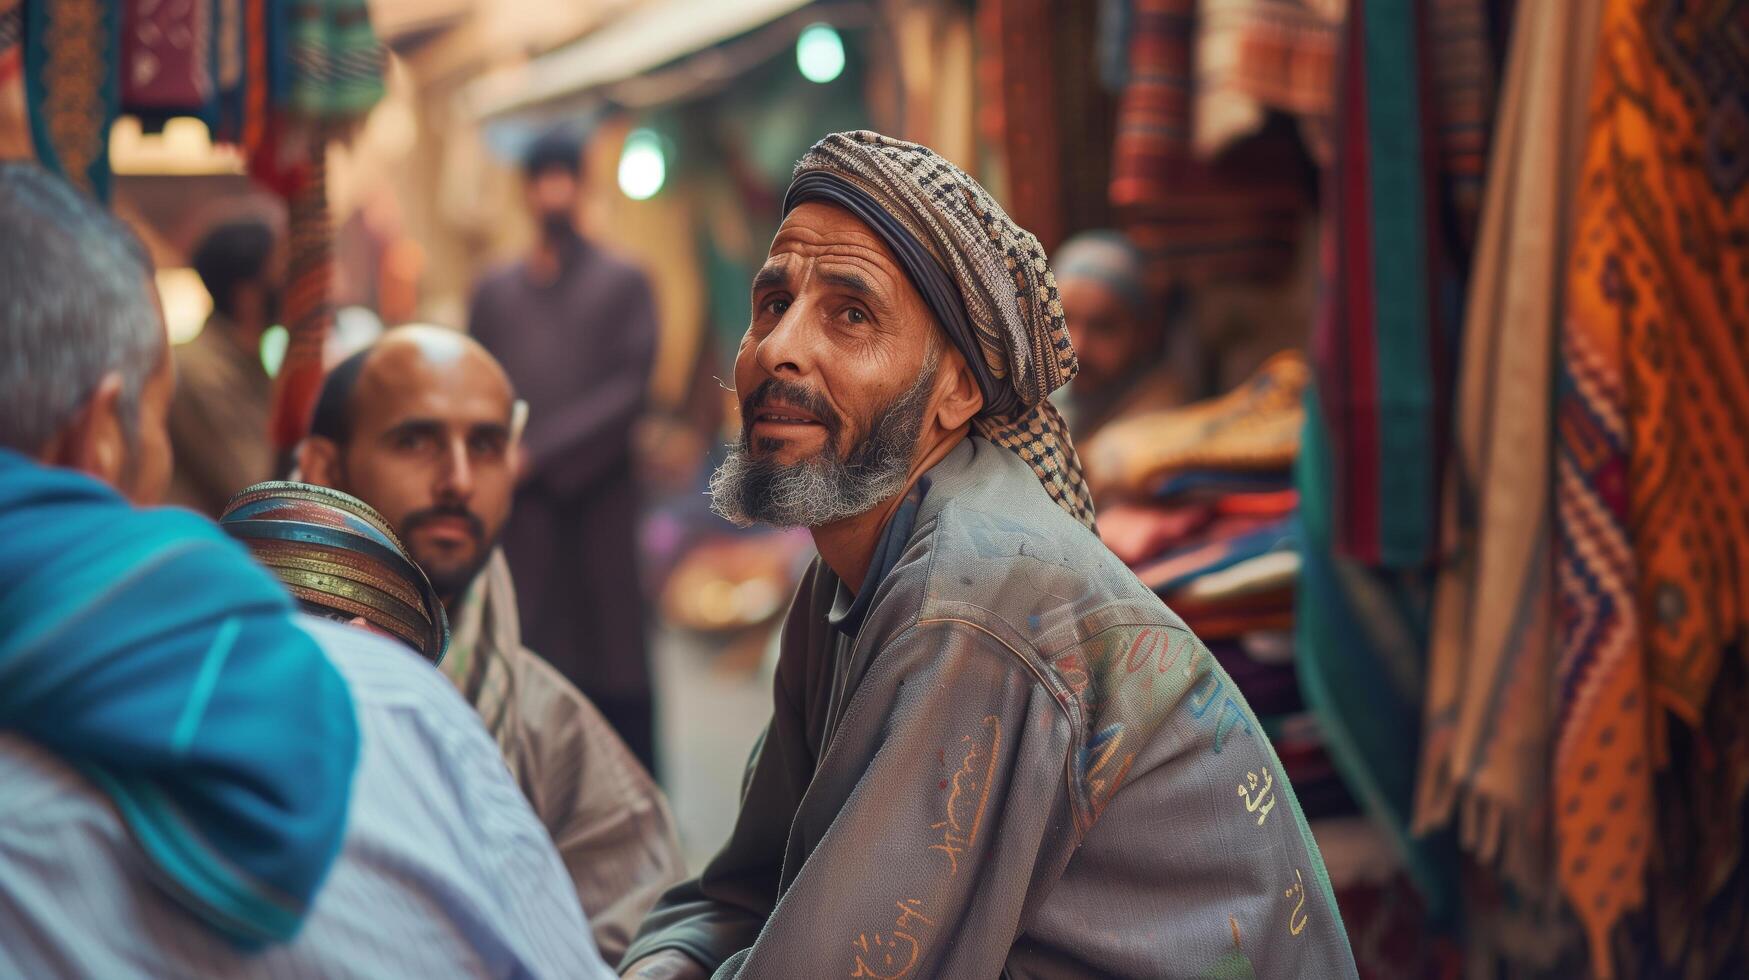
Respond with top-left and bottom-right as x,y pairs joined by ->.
24,0 -> 116,198
1554,0 -> 1749,972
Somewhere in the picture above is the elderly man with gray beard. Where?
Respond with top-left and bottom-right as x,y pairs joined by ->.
620,133 -> 1357,979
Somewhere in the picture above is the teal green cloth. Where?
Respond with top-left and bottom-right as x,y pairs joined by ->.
285,0 -> 385,119
1317,0 -> 1457,568
1361,0 -> 1438,566
0,449 -> 359,945
1295,385 -> 1456,918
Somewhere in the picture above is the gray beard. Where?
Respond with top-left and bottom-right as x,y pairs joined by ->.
709,364 -> 936,529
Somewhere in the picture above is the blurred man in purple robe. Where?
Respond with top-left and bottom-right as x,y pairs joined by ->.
466,131 -> 661,772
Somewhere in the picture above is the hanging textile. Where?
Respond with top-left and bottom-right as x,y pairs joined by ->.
1095,0 -> 1132,91
977,0 -> 1111,252
1414,0 -> 1599,933
1296,380 -> 1457,922
1309,0 -> 1449,569
22,0 -> 120,199
1422,0 -> 1498,257
1192,0 -> 1343,163
216,0 -> 241,93
212,0 -> 245,141
253,0 -> 384,452
269,150 -> 331,453
1109,0 -> 1314,289
267,0 -> 289,104
1293,0 -> 1508,931
240,0 -> 266,151
0,0 -> 31,159
1049,1 -> 1115,241
120,0 -> 214,115
1553,0 -> 1749,973
1309,0 -> 1508,570
246,0 -> 383,184
286,0 -> 383,120
1631,657 -> 1749,978
977,0 -> 1064,250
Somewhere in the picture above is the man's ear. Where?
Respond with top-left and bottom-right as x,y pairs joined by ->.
934,347 -> 984,433
299,435 -> 344,488
42,371 -> 130,491
509,398 -> 529,479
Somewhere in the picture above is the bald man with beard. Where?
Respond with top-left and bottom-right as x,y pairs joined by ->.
299,326 -> 685,964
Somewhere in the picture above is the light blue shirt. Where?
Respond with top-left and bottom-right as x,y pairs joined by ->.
0,617 -> 615,979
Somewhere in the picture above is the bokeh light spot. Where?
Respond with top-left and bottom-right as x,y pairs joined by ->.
260,325 -> 289,377
796,23 -> 844,84
618,129 -> 667,201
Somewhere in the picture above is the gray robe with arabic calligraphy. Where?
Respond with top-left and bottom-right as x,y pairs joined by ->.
625,437 -> 1358,978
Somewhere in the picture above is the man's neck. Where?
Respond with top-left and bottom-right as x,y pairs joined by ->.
810,429 -> 966,594
525,228 -> 583,286
213,313 -> 266,365
440,562 -> 493,615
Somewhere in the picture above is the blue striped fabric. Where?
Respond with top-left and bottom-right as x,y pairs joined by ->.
0,617 -> 614,979
0,448 -> 359,946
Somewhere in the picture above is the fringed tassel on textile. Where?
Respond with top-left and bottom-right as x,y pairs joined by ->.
1553,0 -> 1749,970
1414,0 -> 1600,971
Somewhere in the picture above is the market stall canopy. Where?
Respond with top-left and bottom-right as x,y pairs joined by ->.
464,0 -> 815,120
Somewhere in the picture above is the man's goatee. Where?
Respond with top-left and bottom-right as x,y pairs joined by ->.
709,364 -> 935,529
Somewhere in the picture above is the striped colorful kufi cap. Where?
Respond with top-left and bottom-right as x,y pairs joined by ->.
783,131 -> 1095,529
219,481 -> 449,664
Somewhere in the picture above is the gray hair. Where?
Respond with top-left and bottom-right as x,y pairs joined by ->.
0,162 -> 162,453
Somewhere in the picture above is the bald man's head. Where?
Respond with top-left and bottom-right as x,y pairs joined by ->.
300,326 -> 520,604
311,326 -> 515,445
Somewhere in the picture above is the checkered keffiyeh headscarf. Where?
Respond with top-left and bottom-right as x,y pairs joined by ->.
784,131 -> 1096,528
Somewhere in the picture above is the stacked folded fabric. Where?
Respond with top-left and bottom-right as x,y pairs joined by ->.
1085,350 -> 1358,824
1091,351 -> 1462,974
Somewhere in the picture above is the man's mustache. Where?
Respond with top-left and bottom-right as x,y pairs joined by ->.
740,379 -> 843,443
401,505 -> 486,544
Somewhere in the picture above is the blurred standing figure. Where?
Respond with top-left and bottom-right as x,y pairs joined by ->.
468,131 -> 661,771
1053,230 -> 1182,437
166,217 -> 283,516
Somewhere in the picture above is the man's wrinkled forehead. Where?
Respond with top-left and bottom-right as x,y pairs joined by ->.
759,202 -> 911,300
767,201 -> 901,261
